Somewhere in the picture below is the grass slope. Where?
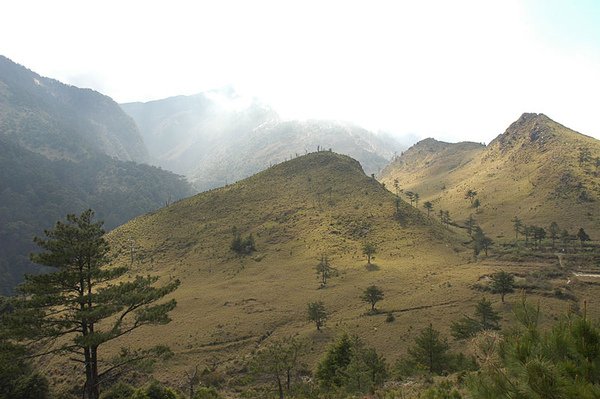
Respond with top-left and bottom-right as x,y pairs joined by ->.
102,152 -> 477,379
20,137 -> 596,399
380,113 -> 600,240
77,150 -> 599,394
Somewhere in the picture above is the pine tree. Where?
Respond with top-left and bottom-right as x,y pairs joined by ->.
307,301 -> 327,331
451,298 -> 501,340
560,229 -> 571,249
523,225 -> 532,246
250,337 -> 305,399
423,201 -> 433,217
362,243 -> 377,265
315,334 -> 386,393
408,324 -> 450,374
490,271 -> 514,303
344,337 -> 387,394
577,228 -> 591,248
13,210 -> 179,399
315,333 -> 353,389
511,216 -> 522,241
473,226 -> 493,256
230,227 -> 256,254
468,298 -> 600,398
0,301 -> 50,399
475,297 -> 502,330
465,189 -> 478,204
532,226 -> 546,247
393,179 -> 400,197
361,286 -> 384,312
406,191 -> 415,206
315,255 -> 336,287
465,215 -> 476,237
230,227 -> 242,252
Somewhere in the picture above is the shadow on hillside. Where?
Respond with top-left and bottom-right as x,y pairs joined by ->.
365,263 -> 380,271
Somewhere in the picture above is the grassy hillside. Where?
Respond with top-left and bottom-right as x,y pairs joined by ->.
102,152 -> 464,377
64,150 -> 599,394
380,113 -> 600,240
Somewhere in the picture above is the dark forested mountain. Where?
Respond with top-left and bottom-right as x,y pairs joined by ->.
121,90 -> 404,191
0,56 -> 192,294
0,55 -> 148,162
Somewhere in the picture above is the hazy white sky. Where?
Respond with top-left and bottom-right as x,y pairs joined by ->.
2,0 -> 600,143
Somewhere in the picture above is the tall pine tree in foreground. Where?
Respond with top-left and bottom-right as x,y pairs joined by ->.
12,210 -> 180,399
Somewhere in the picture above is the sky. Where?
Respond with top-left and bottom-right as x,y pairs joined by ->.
1,0 -> 600,144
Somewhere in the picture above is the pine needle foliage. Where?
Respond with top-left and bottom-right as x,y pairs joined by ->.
315,333 -> 387,394
468,298 -> 600,398
11,210 -> 180,399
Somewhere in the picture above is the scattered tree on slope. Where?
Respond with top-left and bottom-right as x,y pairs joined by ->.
250,337 -> 305,399
423,201 -> 434,217
465,189 -> 478,205
451,298 -> 501,340
362,243 -> 377,265
490,271 -> 514,303
307,301 -> 328,331
361,285 -> 384,312
315,255 -> 337,287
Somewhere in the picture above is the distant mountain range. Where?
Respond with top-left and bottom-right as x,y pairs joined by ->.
0,56 -> 192,294
380,113 -> 600,239
121,90 -> 404,191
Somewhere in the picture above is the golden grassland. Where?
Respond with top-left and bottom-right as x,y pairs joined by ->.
379,113 -> 600,241
45,150 -> 600,393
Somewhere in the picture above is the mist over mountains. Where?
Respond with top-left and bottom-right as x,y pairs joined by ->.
121,90 -> 405,191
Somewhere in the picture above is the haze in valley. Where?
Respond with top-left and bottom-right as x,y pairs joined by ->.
2,0 -> 600,144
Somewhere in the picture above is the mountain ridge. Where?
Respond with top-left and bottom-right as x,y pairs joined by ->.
380,113 -> 600,239
0,55 -> 148,162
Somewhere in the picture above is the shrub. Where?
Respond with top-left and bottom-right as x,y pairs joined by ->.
138,381 -> 179,399
194,387 -> 223,399
100,382 -> 135,399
